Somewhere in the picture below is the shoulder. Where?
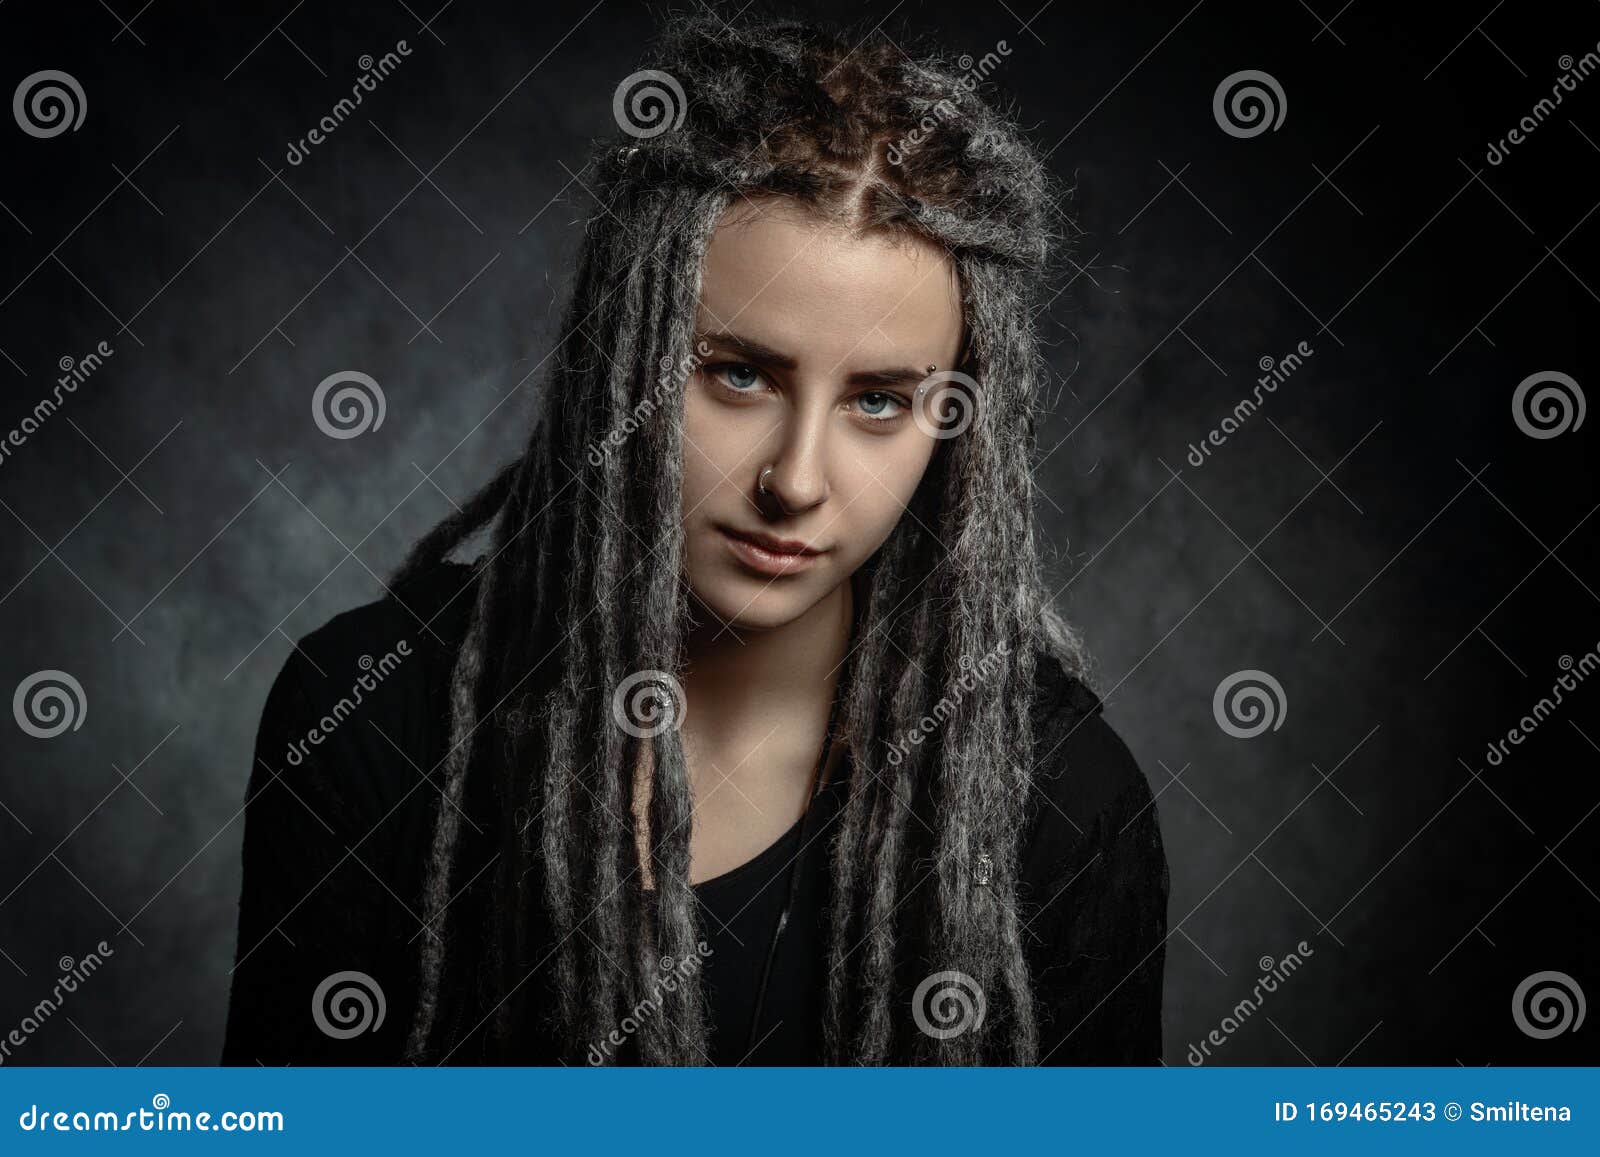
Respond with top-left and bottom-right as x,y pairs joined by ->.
288,558 -> 479,682
1026,649 -> 1152,824
1021,651 -> 1170,1063
249,560 -> 478,814
1022,648 -> 1166,882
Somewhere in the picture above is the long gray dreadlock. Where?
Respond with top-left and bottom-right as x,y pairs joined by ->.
394,8 -> 1088,1066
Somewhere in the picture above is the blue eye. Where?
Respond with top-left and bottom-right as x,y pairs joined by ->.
856,391 -> 905,420
718,364 -> 762,391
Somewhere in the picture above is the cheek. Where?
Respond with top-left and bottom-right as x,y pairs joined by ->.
831,436 -> 937,550
680,389 -> 737,511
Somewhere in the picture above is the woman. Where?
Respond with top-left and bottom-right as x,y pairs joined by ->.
221,11 -> 1169,1067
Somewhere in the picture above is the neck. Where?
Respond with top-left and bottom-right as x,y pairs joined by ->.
680,579 -> 854,760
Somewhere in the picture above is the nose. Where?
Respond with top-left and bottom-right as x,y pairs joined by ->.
755,408 -> 830,517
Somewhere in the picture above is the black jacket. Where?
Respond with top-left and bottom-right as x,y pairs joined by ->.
220,561 -> 1169,1065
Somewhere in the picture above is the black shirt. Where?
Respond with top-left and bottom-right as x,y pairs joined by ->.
674,764 -> 849,1065
221,561 -> 1169,1065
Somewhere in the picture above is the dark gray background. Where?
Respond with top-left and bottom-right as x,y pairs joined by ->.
0,0 -> 1594,1065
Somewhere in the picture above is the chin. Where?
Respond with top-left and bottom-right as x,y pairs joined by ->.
686,573 -> 819,632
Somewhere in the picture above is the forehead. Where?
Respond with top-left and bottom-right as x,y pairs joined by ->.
695,198 -> 964,367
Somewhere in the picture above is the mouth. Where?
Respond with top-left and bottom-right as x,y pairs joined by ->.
717,524 -> 827,577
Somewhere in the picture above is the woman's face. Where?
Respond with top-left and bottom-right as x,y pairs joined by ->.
680,198 -> 965,632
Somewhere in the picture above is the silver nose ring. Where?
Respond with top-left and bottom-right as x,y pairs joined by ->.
757,464 -> 775,496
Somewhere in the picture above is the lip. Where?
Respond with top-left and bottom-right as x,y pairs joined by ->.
718,525 -> 826,577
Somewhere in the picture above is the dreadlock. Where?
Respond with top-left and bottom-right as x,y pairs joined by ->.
395,8 -> 1088,1066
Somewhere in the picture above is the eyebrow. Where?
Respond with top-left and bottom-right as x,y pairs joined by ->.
694,329 -> 930,390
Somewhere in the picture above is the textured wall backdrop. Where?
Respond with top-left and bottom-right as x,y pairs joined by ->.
0,0 -> 1595,1066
